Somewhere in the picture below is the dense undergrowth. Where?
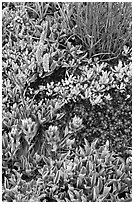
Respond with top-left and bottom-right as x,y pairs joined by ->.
2,2 -> 132,202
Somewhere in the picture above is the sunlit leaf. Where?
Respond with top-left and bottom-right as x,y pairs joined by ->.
91,172 -> 98,187
92,186 -> 99,201
54,170 -> 61,184
43,53 -> 50,72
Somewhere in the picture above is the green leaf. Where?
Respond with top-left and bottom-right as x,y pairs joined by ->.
81,195 -> 87,202
91,138 -> 98,151
92,186 -> 99,201
80,166 -> 87,175
43,53 -> 50,72
116,169 -> 122,177
97,177 -> 103,193
84,138 -> 91,155
56,161 -> 63,169
79,146 -> 85,157
42,171 -> 49,180
91,172 -> 98,187
86,160 -> 93,173
38,194 -> 47,201
105,140 -> 109,149
73,190 -> 80,199
77,161 -> 82,171
28,73 -> 37,84
64,125 -> 69,137
54,170 -> 61,184
59,150 -> 70,161
99,167 -> 105,176
124,178 -> 132,187
59,192 -> 66,200
68,189 -> 74,201
12,169 -> 21,179
4,176 -> 10,189
101,149 -> 109,159
56,113 -> 65,120
43,156 -> 51,166
101,186 -> 111,201
77,177 -> 83,188
2,134 -> 8,148
14,162 -> 22,169
50,60 -> 57,71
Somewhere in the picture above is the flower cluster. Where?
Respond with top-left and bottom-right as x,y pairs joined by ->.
72,115 -> 83,129
44,59 -> 131,106
21,118 -> 39,143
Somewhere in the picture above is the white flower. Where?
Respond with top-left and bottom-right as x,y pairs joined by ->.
66,138 -> 75,147
72,116 -> 82,129
11,125 -> 18,136
21,118 -> 39,143
47,125 -> 58,137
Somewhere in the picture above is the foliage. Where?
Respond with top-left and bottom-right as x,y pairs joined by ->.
2,2 -> 132,202
2,139 -> 132,202
61,2 -> 132,59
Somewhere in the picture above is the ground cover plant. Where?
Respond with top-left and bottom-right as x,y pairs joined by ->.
2,2 -> 132,202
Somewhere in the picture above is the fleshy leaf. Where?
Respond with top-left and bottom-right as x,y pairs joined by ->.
43,53 -> 50,72
54,170 -> 61,184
